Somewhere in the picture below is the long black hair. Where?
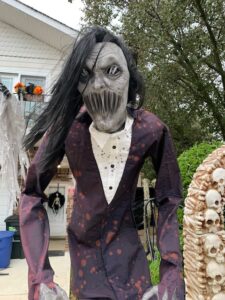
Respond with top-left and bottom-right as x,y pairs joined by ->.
23,26 -> 145,172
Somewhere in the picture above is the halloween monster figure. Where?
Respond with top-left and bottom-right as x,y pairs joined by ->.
19,27 -> 184,300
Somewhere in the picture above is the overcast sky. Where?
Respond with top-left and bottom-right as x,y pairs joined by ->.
20,0 -> 84,30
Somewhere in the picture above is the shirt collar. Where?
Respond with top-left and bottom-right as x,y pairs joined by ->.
89,114 -> 134,149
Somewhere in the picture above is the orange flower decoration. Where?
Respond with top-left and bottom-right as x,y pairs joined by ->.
33,86 -> 43,95
14,82 -> 25,93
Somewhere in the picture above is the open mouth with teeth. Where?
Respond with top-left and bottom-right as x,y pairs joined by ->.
83,90 -> 122,117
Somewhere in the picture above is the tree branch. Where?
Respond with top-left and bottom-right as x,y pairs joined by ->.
194,0 -> 225,98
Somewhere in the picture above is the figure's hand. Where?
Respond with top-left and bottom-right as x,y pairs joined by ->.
142,285 -> 177,300
38,283 -> 69,300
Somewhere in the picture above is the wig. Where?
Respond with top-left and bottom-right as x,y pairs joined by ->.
23,26 -> 145,173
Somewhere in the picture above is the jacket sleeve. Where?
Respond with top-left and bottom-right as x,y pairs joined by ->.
19,133 -> 65,300
150,124 -> 185,300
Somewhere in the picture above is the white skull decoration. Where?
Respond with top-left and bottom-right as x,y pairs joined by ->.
212,168 -> 225,195
203,234 -> 225,263
204,209 -> 221,233
206,260 -> 225,294
205,189 -> 222,213
212,292 -> 225,300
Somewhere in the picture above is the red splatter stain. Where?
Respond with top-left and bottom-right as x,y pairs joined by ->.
95,240 -> 100,247
134,280 -> 142,293
116,249 -> 122,255
90,267 -> 96,274
79,192 -> 85,199
81,259 -> 87,267
163,252 -> 179,261
78,269 -> 84,277
85,213 -> 91,221
133,156 -> 140,161
106,231 -> 115,244
37,211 -> 45,221
141,144 -> 145,148
74,170 -> 82,177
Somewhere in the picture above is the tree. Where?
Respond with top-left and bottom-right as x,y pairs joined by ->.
81,0 -> 224,153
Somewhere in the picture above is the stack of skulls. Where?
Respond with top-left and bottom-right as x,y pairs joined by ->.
183,145 -> 225,300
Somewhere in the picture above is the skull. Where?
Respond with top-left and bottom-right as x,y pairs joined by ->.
212,168 -> 225,195
212,293 -> 225,300
204,209 -> 221,233
203,234 -> 225,263
206,260 -> 225,294
205,189 -> 222,213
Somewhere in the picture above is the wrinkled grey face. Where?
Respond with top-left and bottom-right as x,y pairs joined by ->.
78,42 -> 130,133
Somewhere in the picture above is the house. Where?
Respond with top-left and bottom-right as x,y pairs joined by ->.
0,0 -> 78,237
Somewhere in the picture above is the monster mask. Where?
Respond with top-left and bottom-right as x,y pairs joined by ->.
78,42 -> 130,133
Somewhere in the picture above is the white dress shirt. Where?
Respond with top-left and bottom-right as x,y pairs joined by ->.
89,114 -> 134,204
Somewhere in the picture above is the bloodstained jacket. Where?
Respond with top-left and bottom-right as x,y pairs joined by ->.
19,108 -> 185,300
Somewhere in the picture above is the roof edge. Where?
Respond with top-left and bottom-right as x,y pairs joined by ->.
1,0 -> 79,36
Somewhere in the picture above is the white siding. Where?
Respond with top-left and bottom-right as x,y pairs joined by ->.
0,20 -> 67,94
0,20 -> 71,229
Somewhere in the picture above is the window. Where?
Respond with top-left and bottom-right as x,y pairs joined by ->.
20,75 -> 46,89
0,73 -> 18,92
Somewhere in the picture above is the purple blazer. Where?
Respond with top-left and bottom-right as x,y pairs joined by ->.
19,109 -> 184,300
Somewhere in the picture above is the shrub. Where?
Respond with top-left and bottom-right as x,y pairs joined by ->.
178,141 -> 223,199
149,250 -> 160,285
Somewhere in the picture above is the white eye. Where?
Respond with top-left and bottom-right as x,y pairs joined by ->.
105,64 -> 121,76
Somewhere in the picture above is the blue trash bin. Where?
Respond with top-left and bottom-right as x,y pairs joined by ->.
0,231 -> 14,268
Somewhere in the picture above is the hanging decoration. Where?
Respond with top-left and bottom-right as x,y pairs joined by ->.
14,82 -> 44,100
0,83 -> 30,214
48,184 -> 65,214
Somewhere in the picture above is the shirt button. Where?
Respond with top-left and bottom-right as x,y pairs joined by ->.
112,145 -> 116,149
111,164 -> 115,168
109,186 -> 113,190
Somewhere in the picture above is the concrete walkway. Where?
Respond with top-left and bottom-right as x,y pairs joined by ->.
0,252 -> 71,300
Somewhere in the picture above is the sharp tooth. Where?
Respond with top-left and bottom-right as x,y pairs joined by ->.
109,91 -> 113,112
104,91 -> 109,113
113,92 -> 118,113
96,93 -> 102,113
92,93 -> 98,111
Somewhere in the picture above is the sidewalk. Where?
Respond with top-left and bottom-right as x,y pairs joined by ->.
0,252 -> 71,300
